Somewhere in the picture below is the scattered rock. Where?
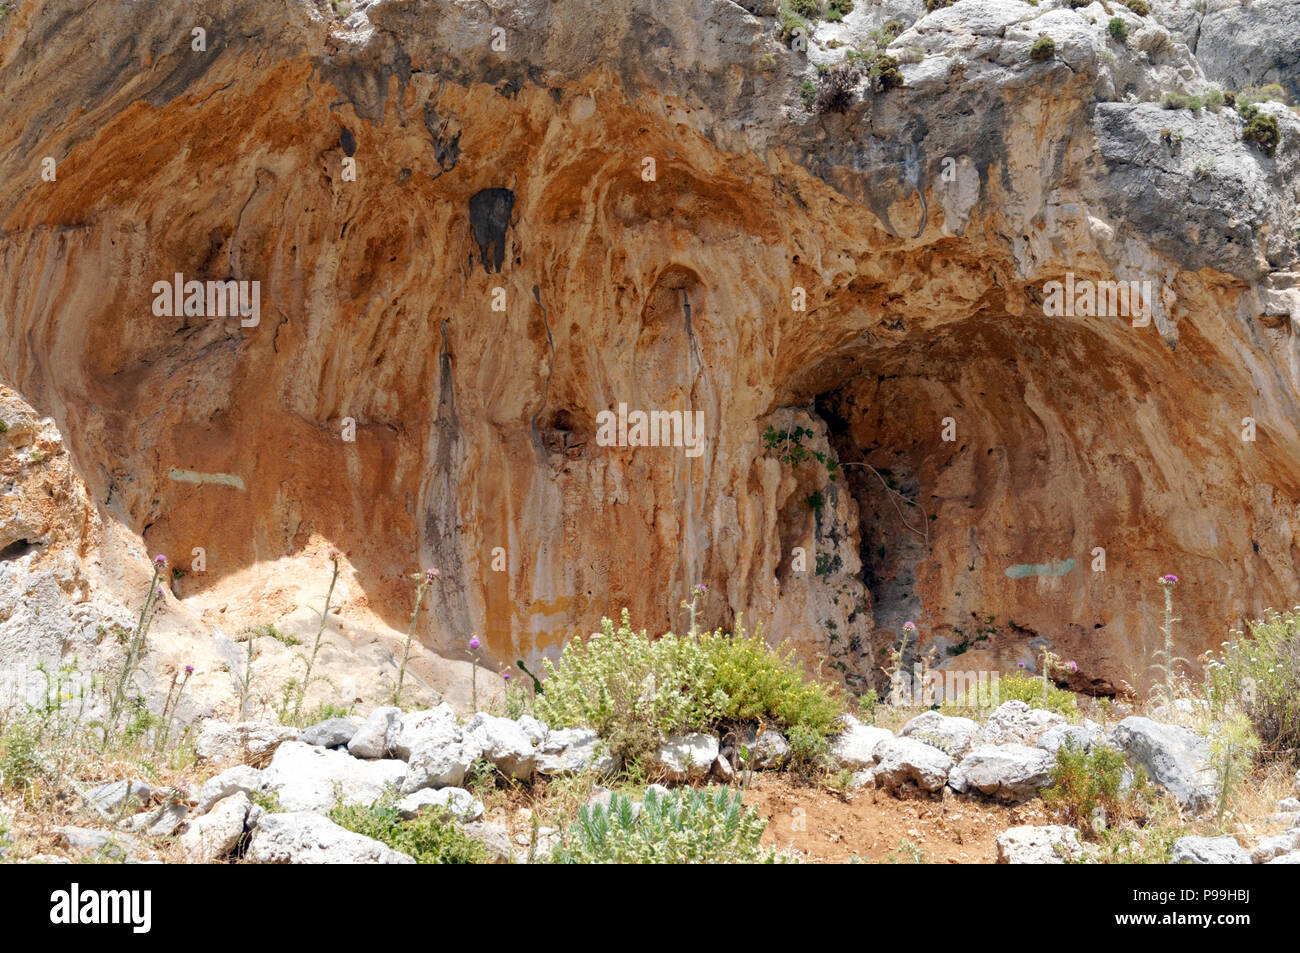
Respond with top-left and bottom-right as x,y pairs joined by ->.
395,786 -> 484,822
464,713 -> 538,780
1278,797 -> 1300,813
1265,851 -> 1300,864
180,792 -> 250,863
535,727 -> 617,777
1171,835 -> 1251,864
84,779 -> 151,816
828,715 -> 893,771
198,765 -> 264,814
995,825 -> 1085,864
653,732 -> 719,782
980,701 -> 1066,746
401,726 -> 481,793
195,721 -> 298,765
54,826 -> 154,862
1111,716 -> 1218,810
516,716 -> 548,746
122,804 -> 189,837
900,710 -> 981,759
456,821 -> 515,863
712,755 -> 734,783
347,706 -> 401,759
1036,724 -> 1094,757
261,741 -> 407,813
299,717 -> 358,749
1251,830 -> 1300,864
732,725 -> 792,769
247,812 -> 415,864
871,736 -> 955,792
954,744 -> 1054,802
391,704 -> 459,761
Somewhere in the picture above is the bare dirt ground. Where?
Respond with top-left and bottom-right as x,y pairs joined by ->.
746,774 -> 1053,863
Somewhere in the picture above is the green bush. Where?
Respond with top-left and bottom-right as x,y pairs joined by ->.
536,610 -> 725,764
702,627 -> 842,738
787,0 -> 819,15
1242,109 -> 1281,156
553,787 -> 772,863
537,612 -> 844,765
1042,741 -> 1150,831
329,801 -> 488,864
1107,17 -> 1128,43
1207,608 -> 1300,761
870,54 -> 904,91
1029,36 -> 1056,61
926,0 -> 955,10
945,670 -> 1077,714
1121,0 -> 1149,14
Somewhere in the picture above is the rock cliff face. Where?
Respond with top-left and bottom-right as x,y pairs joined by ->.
1,0 -> 1298,708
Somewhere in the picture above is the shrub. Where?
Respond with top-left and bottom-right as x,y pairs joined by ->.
536,610 -> 725,764
926,0 -> 955,10
537,612 -> 843,766
1121,0 -> 1149,14
787,0 -> 819,15
1042,741 -> 1151,831
329,801 -> 488,864
814,65 -> 861,113
870,54 -> 904,91
1207,608 -> 1300,762
553,787 -> 772,863
701,627 -> 842,738
1242,109 -> 1281,156
1162,91 -> 1204,113
1029,36 -> 1056,61
1107,17 -> 1128,43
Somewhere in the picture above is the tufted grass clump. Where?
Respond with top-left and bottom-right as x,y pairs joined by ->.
1206,608 -> 1300,763
1029,36 -> 1055,61
552,786 -> 774,864
330,799 -> 488,864
1240,106 -> 1281,156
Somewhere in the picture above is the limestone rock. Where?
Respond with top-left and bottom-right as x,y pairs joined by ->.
198,765 -> 263,814
535,727 -> 617,777
980,702 -> 1066,747
1110,717 -> 1218,810
395,786 -> 484,822
871,736 -> 955,792
653,733 -> 720,783
261,741 -> 406,813
900,710 -> 981,759
954,744 -> 1054,802
829,715 -> 894,771
347,706 -> 401,759
247,812 -> 415,864
1171,835 -> 1251,865
195,721 -> 298,766
464,712 -> 538,780
996,825 -> 1085,864
179,792 -> 250,863
299,717 -> 359,749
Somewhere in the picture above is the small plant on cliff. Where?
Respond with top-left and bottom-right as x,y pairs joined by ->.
926,0 -> 955,11
1121,0 -> 1149,14
553,787 -> 773,864
1152,574 -> 1187,709
1107,17 -> 1129,43
1029,36 -> 1056,61
779,2 -> 811,46
1240,106 -> 1281,156
815,63 -> 862,113
825,0 -> 854,21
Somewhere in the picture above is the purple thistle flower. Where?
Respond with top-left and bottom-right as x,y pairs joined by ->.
694,584 -> 707,594
1161,574 -> 1179,583
155,587 -> 165,598
1069,660 -> 1078,672
154,554 -> 167,565
502,672 -> 511,680
184,665 -> 194,674
903,621 -> 917,631
469,637 -> 481,650
426,567 -> 441,582
1017,662 -> 1025,669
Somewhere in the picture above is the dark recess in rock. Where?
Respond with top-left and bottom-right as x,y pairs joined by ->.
468,188 -> 515,274
340,126 -> 356,156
